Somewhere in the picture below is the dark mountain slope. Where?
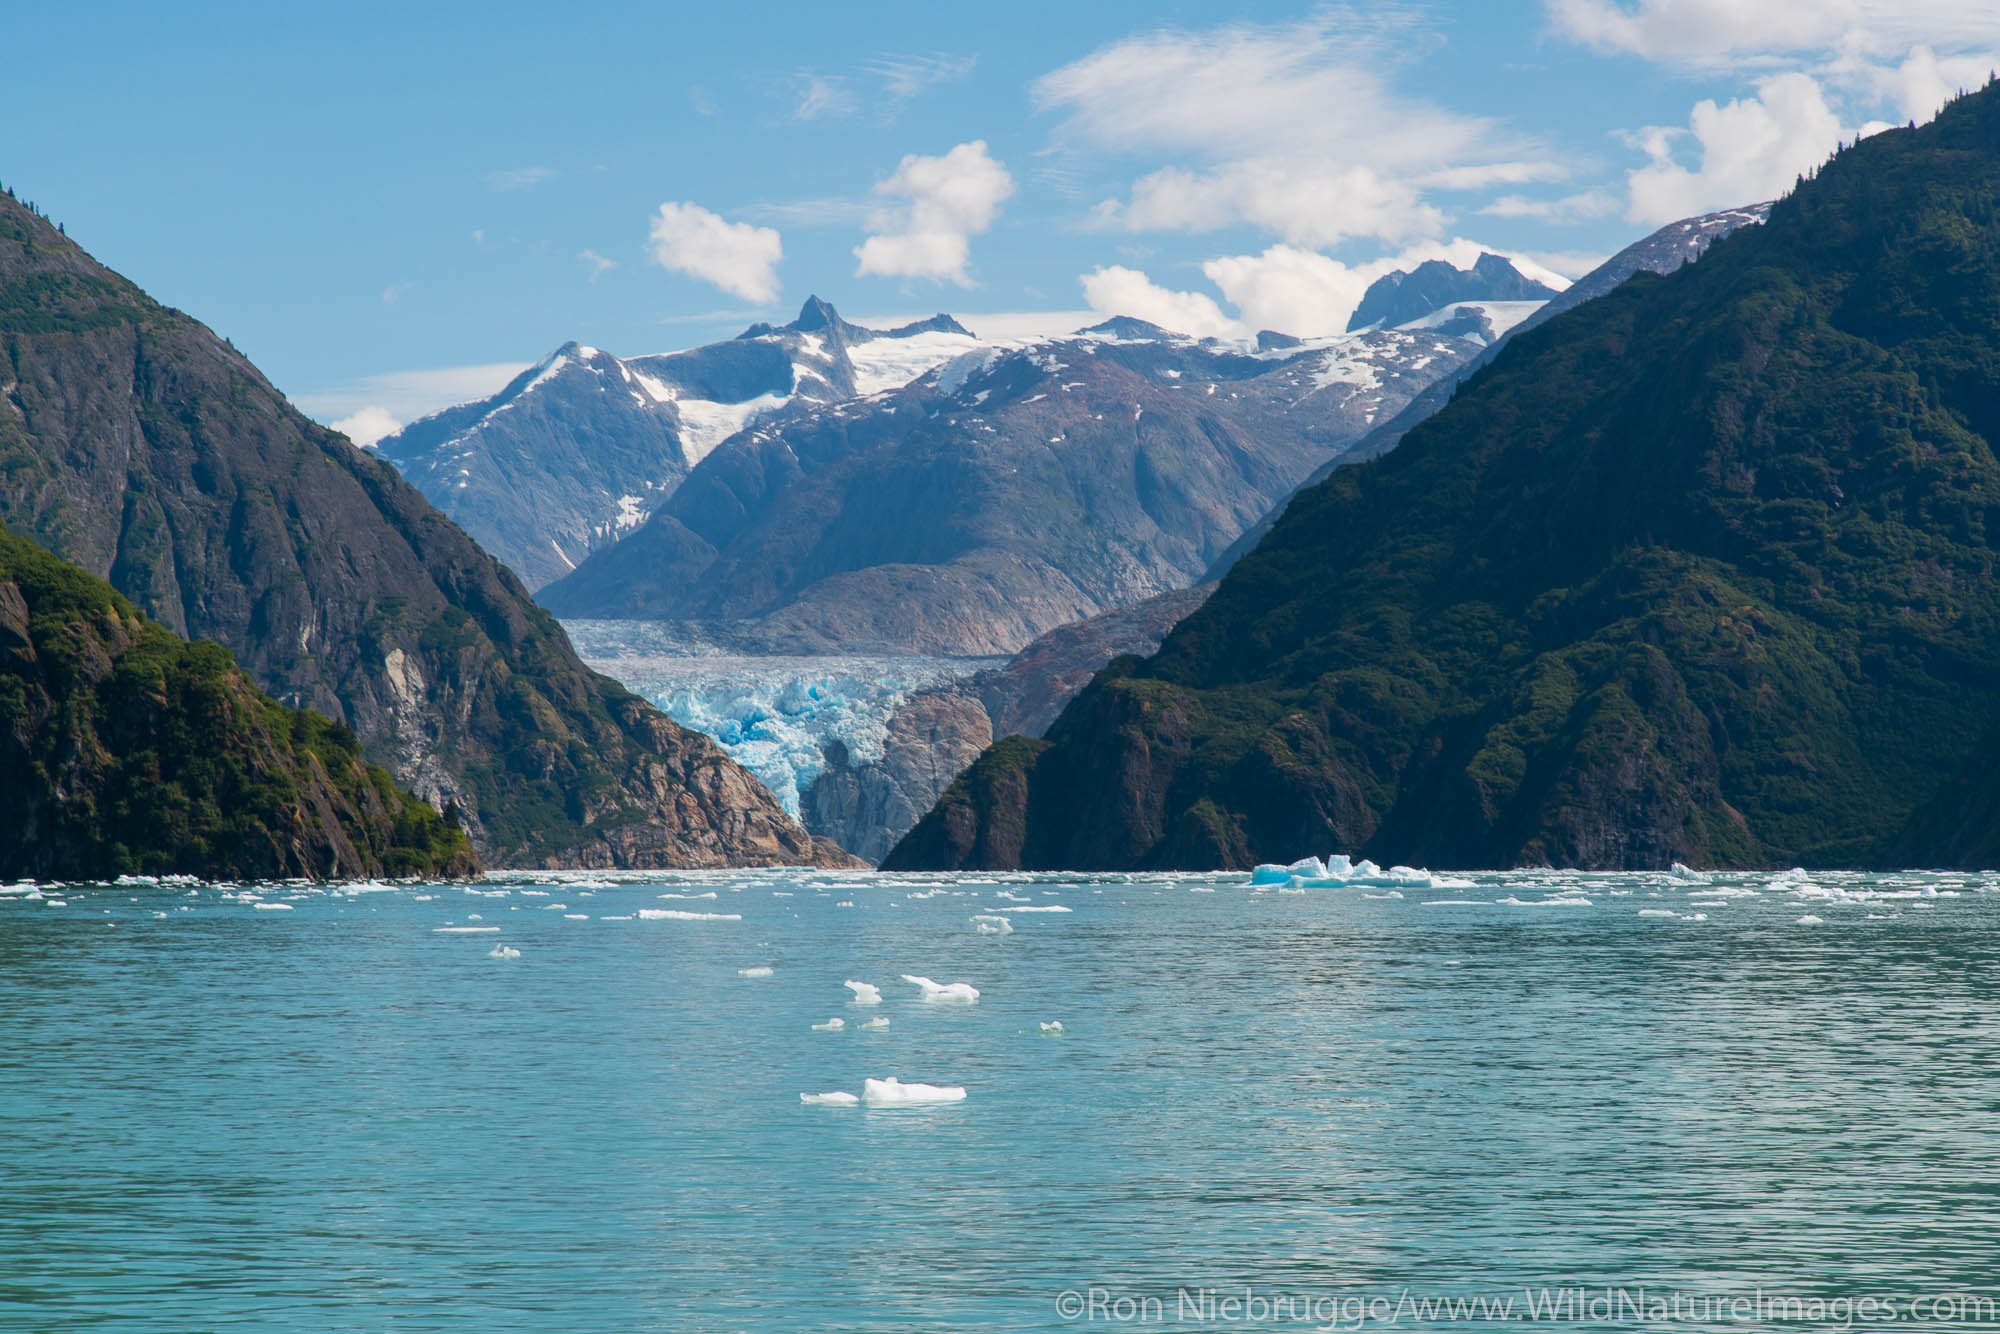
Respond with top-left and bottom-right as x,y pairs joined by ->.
0,524 -> 474,880
887,85 -> 2000,873
0,189 -> 845,868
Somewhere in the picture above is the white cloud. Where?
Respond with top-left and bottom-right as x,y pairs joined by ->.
1546,0 -> 1999,68
1110,161 -> 1444,249
1081,238 -> 1578,342
1479,189 -> 1621,222
487,166 -> 555,192
1034,14 -> 1557,248
578,248 -> 617,282
294,362 -> 535,443
1079,266 -> 1241,339
861,51 -> 978,112
329,406 -> 403,449
793,72 -> 857,121
1849,43 -> 1999,121
853,140 -> 1014,286
1625,72 -> 1844,223
647,202 -> 783,303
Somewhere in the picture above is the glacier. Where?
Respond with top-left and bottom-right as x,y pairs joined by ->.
564,619 -> 997,817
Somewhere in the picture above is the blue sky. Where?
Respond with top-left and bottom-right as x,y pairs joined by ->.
6,1 -> 1994,442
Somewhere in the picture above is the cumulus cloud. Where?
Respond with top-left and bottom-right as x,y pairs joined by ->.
1079,266 -> 1241,339
1625,72 -> 1844,223
329,406 -> 403,449
647,202 -> 783,303
1035,13 -> 1552,248
1081,239 -> 1576,342
853,140 -> 1013,286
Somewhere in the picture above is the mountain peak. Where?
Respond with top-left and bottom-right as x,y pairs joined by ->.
789,295 -> 843,333
1347,254 -> 1559,332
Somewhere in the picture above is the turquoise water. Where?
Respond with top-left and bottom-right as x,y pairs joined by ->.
2,869 -> 1997,1331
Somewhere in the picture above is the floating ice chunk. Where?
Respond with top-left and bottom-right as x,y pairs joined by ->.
658,891 -> 718,900
836,900 -> 856,908
902,974 -> 980,1003
858,1017 -> 889,1030
1499,896 -> 1593,907
801,1091 -> 859,1106
972,914 -> 1013,934
488,945 -> 522,959
1003,905 -> 1072,913
995,890 -> 1032,901
638,909 -> 743,921
1288,857 -> 1328,879
738,966 -> 774,978
812,1017 -> 846,1031
1670,862 -> 1700,880
844,980 -> 883,1005
862,1077 -> 966,1106
1040,1021 -> 1066,1033
1796,914 -> 1825,925
1638,909 -> 1678,918
1683,912 -> 1708,921
563,913 -> 589,920
434,925 -> 501,933
253,902 -> 294,911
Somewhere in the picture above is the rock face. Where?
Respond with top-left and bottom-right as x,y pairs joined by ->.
801,692 -> 994,864
792,585 -> 1213,861
542,317 -> 1510,655
1206,203 -> 1775,579
0,190 -> 851,869
886,85 -> 2000,873
1346,252 -> 1559,331
0,524 -> 476,881
376,301 -> 978,591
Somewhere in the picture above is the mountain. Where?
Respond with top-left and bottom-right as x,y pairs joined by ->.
792,583 -> 1216,862
0,188 -> 849,869
0,524 -> 475,880
1205,203 -> 1774,579
541,314 -> 1519,655
886,84 -> 2000,873
1346,253 -> 1560,331
376,300 -> 978,590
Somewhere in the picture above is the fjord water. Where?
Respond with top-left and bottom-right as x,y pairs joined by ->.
2,871 -> 1996,1331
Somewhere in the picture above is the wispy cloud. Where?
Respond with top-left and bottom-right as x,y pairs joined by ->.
578,248 -> 618,282
792,72 -> 858,121
737,196 -> 878,227
860,51 -> 978,114
784,50 -> 976,122
487,166 -> 556,192
295,361 -> 537,446
381,281 -> 415,304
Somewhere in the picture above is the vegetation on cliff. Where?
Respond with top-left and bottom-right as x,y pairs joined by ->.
890,82 -> 2000,872
0,525 -> 474,880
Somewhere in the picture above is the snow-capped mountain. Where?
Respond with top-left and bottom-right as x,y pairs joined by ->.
538,306 -> 1521,655
374,298 -> 979,590
1346,252 -> 1562,331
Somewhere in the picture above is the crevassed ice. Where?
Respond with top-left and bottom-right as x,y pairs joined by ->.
560,632 -> 996,819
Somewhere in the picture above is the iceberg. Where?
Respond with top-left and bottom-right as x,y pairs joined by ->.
738,966 -> 774,978
638,909 -> 743,921
800,1091 -> 860,1106
1263,854 -> 1438,890
858,1017 -> 890,1030
971,914 -> 1013,934
844,980 -> 882,1005
812,1017 -> 846,1031
488,944 -> 522,959
901,974 -> 980,1003
861,1077 -> 967,1107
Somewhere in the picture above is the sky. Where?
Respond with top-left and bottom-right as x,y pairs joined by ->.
6,1 -> 1996,444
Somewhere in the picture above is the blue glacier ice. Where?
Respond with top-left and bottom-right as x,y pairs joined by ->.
562,620 -> 999,816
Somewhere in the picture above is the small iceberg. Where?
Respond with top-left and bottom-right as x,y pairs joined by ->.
738,966 -> 774,978
801,1091 -> 859,1106
812,1017 -> 846,1031
253,902 -> 294,911
1040,1020 -> 1066,1033
434,925 -> 500,933
902,974 -> 980,1003
1796,914 -> 1825,925
971,915 -> 1013,934
858,1017 -> 890,1030
638,909 -> 743,921
1670,862 -> 1700,881
488,944 -> 522,959
1638,909 -> 1678,918
862,1077 -> 967,1107
1256,854 -> 1438,890
1003,904 -> 1072,913
844,980 -> 882,1005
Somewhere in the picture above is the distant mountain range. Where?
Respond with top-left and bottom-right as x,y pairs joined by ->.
377,300 -> 979,590
534,299 -> 1536,654
1347,252 -> 1560,330
887,82 -> 2000,872
0,190 -> 849,869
